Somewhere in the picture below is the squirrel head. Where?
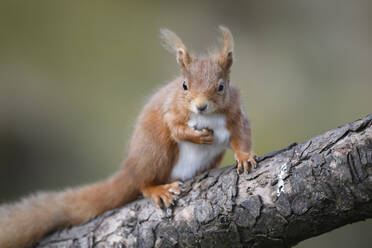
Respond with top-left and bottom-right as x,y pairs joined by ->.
160,26 -> 234,114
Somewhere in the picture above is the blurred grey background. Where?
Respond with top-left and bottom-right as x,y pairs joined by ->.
0,0 -> 371,247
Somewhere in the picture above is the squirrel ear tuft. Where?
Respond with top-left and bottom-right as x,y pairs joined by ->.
217,25 -> 234,72
160,28 -> 191,69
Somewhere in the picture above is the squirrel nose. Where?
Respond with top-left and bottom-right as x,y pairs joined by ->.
197,104 -> 207,112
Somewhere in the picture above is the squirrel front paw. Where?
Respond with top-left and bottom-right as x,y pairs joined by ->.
141,181 -> 182,207
235,151 -> 257,174
192,128 -> 214,145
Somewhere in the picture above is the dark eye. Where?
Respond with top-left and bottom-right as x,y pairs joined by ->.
183,81 -> 188,90
218,84 -> 224,92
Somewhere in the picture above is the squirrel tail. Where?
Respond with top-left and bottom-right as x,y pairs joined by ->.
0,170 -> 139,248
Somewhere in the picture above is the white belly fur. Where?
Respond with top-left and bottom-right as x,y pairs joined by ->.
170,113 -> 230,181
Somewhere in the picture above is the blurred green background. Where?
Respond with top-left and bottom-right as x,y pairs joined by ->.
0,0 -> 371,247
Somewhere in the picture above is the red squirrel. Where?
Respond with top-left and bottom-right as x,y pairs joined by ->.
0,26 -> 256,248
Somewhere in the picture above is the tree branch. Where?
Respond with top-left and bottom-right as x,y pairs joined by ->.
36,114 -> 372,248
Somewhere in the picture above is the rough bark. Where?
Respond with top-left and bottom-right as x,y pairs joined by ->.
36,114 -> 372,248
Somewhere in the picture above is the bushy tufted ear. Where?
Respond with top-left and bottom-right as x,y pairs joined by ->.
218,26 -> 234,72
160,28 -> 191,70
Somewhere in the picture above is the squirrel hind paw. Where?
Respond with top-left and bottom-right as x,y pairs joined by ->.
141,181 -> 182,208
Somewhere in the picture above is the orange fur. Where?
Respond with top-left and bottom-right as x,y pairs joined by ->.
141,182 -> 181,207
0,26 -> 255,247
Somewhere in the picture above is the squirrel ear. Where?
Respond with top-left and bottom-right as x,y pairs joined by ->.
217,25 -> 234,72
177,48 -> 191,69
160,28 -> 191,69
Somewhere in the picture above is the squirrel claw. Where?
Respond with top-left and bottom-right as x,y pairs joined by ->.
168,181 -> 182,195
141,181 -> 182,208
235,152 -> 257,174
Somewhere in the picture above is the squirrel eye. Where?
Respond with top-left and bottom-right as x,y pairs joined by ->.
183,81 -> 188,90
218,84 -> 224,92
